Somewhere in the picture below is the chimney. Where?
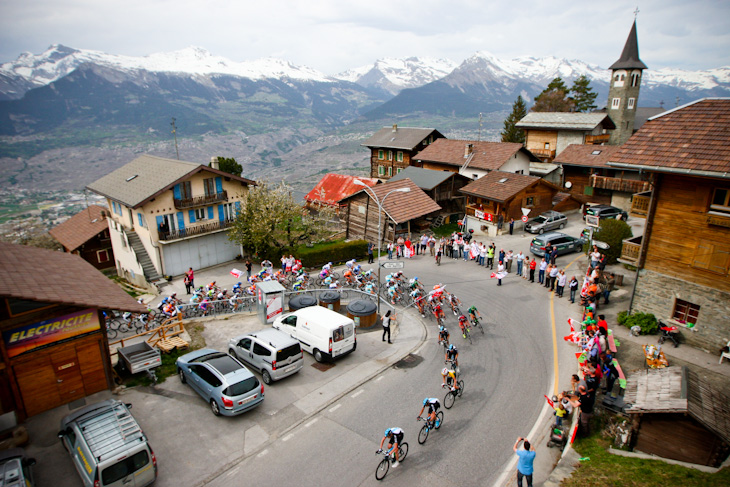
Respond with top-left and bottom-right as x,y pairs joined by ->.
392,124 -> 398,132
464,144 -> 473,158
210,157 -> 220,170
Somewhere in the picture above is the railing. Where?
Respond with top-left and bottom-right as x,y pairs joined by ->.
590,175 -> 651,194
465,205 -> 495,222
585,134 -> 611,144
173,191 -> 228,209
529,148 -> 557,160
630,191 -> 652,217
618,235 -> 642,266
158,218 -> 234,241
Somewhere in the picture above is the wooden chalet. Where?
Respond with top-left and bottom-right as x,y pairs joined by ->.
553,144 -> 650,208
362,125 -> 445,179
624,367 -> 730,467
339,178 -> 441,247
303,173 -> 379,212
459,170 -> 576,236
413,139 -> 540,180
611,98 -> 730,351
49,205 -> 115,272
388,166 -> 470,213
515,112 -> 616,163
0,242 -> 146,419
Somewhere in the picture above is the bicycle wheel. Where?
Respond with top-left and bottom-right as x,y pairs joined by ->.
375,458 -> 389,481
106,327 -> 118,339
444,391 -> 455,409
435,411 -> 444,429
458,380 -> 465,397
466,329 -> 472,345
418,424 -> 429,444
398,442 -> 408,461
118,321 -> 130,333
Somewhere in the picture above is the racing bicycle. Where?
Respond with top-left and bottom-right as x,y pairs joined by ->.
375,442 -> 409,480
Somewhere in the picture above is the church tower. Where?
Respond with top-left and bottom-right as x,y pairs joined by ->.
607,21 -> 647,145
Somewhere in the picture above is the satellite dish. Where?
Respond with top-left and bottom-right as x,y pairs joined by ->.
565,181 -> 573,189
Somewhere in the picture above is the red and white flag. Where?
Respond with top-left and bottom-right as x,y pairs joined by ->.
544,394 -> 554,408
230,268 -> 244,278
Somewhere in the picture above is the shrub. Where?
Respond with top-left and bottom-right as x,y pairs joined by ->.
617,310 -> 629,327
592,219 -> 633,265
619,311 -> 658,335
296,239 -> 368,268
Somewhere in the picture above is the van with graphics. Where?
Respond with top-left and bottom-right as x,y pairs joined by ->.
272,306 -> 356,362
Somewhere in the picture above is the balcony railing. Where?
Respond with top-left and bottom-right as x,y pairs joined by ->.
585,134 -> 611,144
529,148 -> 557,160
630,191 -> 652,217
158,218 -> 234,242
173,191 -> 228,209
465,204 -> 495,222
618,235 -> 642,266
590,175 -> 651,194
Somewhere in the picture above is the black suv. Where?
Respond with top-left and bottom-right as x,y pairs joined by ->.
585,205 -> 628,222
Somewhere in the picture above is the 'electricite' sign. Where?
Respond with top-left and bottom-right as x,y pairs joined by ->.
3,308 -> 100,358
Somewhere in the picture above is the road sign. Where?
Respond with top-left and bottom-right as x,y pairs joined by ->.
521,215 -> 528,223
521,207 -> 532,216
381,261 -> 404,269
586,214 -> 600,228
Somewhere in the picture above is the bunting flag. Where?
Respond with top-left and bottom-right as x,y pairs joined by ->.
544,394 -> 555,408
564,331 -> 583,344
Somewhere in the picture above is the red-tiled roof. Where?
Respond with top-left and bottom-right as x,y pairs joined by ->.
610,98 -> 730,175
341,178 -> 441,224
49,205 -> 109,252
0,242 -> 146,312
304,174 -> 379,206
554,144 -> 623,169
414,139 -> 538,171
459,170 -> 550,202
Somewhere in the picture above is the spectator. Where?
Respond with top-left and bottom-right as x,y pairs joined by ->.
396,236 -> 405,258
577,385 -> 595,437
529,257 -> 537,282
549,265 -> 559,291
497,213 -> 504,232
186,267 -> 195,289
538,258 -> 547,284
522,254 -> 530,280
457,235 -> 464,259
419,234 -> 428,256
245,259 -> 252,280
550,246 -> 559,266
589,245 -> 601,268
479,243 -> 487,266
387,242 -> 394,260
554,401 -> 567,427
509,218 -> 514,235
487,244 -> 495,269
381,310 -> 393,343
367,242 -> 374,264
569,276 -> 579,303
600,272 -> 615,305
498,248 -> 506,266
184,273 -> 192,294
428,236 -> 436,256
513,437 -> 536,487
505,250 -> 513,273
556,270 -> 567,297
497,261 -> 504,286
602,353 -> 618,395
515,251 -> 524,276
544,264 -> 553,289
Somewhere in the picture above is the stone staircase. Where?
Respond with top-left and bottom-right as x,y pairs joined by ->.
125,231 -> 164,283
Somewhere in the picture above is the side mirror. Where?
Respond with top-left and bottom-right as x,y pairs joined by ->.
57,429 -> 68,439
25,458 -> 37,467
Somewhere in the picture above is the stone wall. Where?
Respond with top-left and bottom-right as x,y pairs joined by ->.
632,268 -> 730,351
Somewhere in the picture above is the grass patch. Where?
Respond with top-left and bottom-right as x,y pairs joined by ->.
432,222 -> 459,237
564,419 -> 730,487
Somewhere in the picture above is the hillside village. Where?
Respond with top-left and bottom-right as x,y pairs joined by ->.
1,20 -> 730,487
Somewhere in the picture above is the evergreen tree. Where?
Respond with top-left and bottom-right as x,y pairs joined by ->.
570,75 -> 598,112
211,156 -> 243,177
531,77 -> 574,112
501,96 -> 527,144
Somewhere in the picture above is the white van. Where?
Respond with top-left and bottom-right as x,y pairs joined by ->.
272,306 -> 356,362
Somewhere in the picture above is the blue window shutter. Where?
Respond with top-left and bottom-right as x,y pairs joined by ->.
137,213 -> 144,226
218,205 -> 224,222
177,211 -> 185,230
156,216 -> 164,229
215,177 -> 223,193
207,206 -> 214,220
188,210 -> 196,223
235,201 -> 241,215
173,184 -> 181,199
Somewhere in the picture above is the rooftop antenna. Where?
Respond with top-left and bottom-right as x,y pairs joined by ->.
659,100 -> 665,109
478,112 -> 483,141
171,117 -> 180,160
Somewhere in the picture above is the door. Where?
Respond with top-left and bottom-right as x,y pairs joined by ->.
280,315 -> 298,339
51,348 -> 85,404
235,338 -> 254,366
251,341 -> 272,372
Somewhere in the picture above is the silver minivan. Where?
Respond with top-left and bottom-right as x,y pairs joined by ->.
58,399 -> 157,487
228,328 -> 303,384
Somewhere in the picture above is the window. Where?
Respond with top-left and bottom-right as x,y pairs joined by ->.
180,180 -> 192,199
195,208 -> 207,220
253,342 -> 271,356
631,73 -> 641,87
711,188 -> 730,214
137,213 -> 144,227
544,142 -> 550,149
102,451 -> 149,485
591,150 -> 602,155
692,242 -> 730,275
97,249 -> 109,263
627,98 -> 635,109
620,74 -> 625,81
673,299 -> 700,325
204,178 -> 216,196
378,165 -> 385,176
396,167 -> 402,174
614,74 -> 620,82
239,338 -> 252,350
396,151 -> 403,162
387,166 -> 392,177
524,197 -> 535,207
222,202 -> 235,220
388,151 -> 393,161
378,150 -> 384,160
611,98 -> 621,109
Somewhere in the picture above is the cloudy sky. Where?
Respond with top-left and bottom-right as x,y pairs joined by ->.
1,0 -> 728,73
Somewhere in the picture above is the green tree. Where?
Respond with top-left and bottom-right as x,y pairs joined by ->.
501,95 -> 527,143
570,75 -> 598,112
211,157 -> 243,177
531,77 -> 574,112
227,181 -> 336,259
592,218 -> 633,265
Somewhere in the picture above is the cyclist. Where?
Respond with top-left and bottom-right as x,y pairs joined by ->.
457,314 -> 469,338
328,279 -> 340,290
433,303 -> 446,323
352,264 -> 362,275
438,325 -> 450,347
378,428 -> 404,467
232,282 -> 243,294
441,367 -> 460,394
445,344 -> 459,367
468,305 -> 482,325
343,268 -> 354,284
345,258 -> 356,269
364,282 -> 377,295
387,284 -> 400,305
417,398 -> 441,426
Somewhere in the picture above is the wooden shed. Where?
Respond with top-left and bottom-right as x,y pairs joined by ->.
624,366 -> 730,467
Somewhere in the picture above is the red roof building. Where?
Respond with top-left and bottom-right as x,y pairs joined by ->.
304,173 -> 379,210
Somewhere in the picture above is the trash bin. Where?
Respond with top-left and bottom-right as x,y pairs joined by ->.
319,290 -> 341,312
288,294 -> 317,311
346,299 -> 378,328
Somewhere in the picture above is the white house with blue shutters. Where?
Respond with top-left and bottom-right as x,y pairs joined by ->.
87,155 -> 255,289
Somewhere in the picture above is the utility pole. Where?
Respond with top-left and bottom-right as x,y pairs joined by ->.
478,112 -> 483,141
171,117 -> 180,160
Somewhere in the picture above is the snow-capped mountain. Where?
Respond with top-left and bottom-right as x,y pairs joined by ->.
335,57 -> 458,96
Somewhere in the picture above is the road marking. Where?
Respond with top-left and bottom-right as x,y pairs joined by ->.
304,418 -> 318,428
282,433 -> 293,442
376,376 -> 384,382
257,449 -> 268,458
329,404 -> 341,413
226,467 -> 239,477
351,389 -> 364,398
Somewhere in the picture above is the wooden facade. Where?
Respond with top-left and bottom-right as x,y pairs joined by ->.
343,192 -> 396,247
525,130 -> 558,162
370,149 -> 417,179
74,229 -> 115,272
464,183 -> 557,223
562,165 -> 612,204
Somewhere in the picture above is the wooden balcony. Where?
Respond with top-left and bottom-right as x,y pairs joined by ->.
466,204 -> 495,222
585,134 -> 611,144
530,148 -> 556,160
158,218 -> 234,242
590,175 -> 651,194
618,235 -> 642,266
174,191 -> 228,209
630,191 -> 651,217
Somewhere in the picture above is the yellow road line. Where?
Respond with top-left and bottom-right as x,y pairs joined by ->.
551,253 -> 583,395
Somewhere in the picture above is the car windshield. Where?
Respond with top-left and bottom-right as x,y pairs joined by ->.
225,377 -> 259,397
532,216 -> 546,224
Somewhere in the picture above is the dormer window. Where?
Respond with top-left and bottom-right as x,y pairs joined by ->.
591,150 -> 602,155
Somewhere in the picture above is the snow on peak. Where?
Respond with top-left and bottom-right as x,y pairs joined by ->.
334,56 -> 457,93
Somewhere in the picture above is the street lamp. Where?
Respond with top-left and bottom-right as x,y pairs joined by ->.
353,179 -> 410,313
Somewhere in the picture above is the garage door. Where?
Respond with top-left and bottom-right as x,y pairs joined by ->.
163,232 -> 239,276
12,334 -> 108,417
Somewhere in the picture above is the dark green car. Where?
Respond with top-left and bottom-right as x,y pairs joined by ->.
530,232 -> 585,257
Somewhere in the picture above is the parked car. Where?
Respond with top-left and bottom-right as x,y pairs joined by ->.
58,399 -> 156,487
228,328 -> 303,384
524,210 -> 568,234
272,306 -> 356,363
177,349 -> 264,416
530,232 -> 585,257
0,448 -> 36,487
584,205 -> 628,221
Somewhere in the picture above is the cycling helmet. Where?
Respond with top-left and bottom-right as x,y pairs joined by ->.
423,398 -> 428,406
441,367 -> 448,375
385,428 -> 392,437
439,325 -> 445,331
449,344 -> 455,351
413,276 -> 418,281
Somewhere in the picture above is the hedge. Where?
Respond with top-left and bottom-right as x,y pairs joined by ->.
296,239 -> 368,268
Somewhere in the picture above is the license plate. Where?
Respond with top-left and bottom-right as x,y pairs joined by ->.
238,395 -> 256,406
284,364 -> 296,373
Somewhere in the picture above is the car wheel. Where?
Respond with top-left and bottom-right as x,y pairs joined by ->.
262,370 -> 272,385
538,228 -> 545,234
210,399 -> 221,416
559,223 -> 565,229
314,349 -> 324,363
178,368 -> 186,384
228,349 -> 237,359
